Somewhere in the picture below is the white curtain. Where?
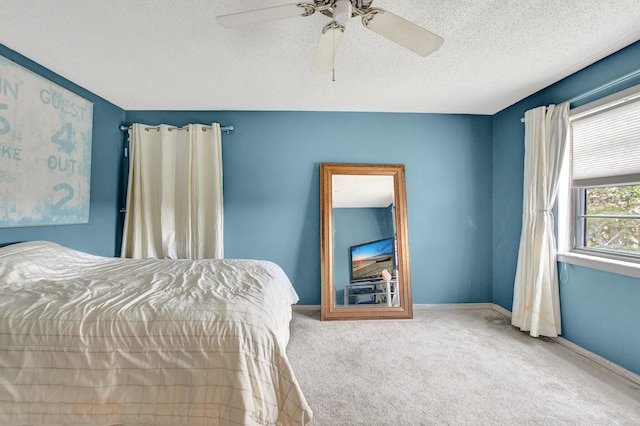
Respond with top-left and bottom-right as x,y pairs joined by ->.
512,103 -> 569,337
121,123 -> 223,259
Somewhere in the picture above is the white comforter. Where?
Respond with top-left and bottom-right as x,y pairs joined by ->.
0,241 -> 312,425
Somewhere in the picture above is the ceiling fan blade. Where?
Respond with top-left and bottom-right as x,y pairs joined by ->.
217,3 -> 316,28
312,22 -> 345,74
362,9 -> 443,57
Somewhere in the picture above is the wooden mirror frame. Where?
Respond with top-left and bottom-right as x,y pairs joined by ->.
320,163 -> 413,320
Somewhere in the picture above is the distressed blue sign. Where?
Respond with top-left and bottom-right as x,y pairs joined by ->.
0,55 -> 93,227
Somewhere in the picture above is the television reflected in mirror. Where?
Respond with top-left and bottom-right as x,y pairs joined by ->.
349,237 -> 395,283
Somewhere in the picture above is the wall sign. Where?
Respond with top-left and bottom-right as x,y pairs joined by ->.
0,55 -> 93,227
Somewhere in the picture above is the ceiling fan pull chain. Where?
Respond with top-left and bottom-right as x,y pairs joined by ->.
332,25 -> 336,82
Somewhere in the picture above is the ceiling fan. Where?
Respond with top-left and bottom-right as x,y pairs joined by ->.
216,0 -> 444,75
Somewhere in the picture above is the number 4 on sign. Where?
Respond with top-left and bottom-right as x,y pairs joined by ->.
51,123 -> 74,154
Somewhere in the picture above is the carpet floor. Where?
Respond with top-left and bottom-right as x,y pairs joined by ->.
286,308 -> 640,425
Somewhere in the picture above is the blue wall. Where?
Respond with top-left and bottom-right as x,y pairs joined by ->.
558,263 -> 640,374
492,41 -> 640,375
0,45 -> 126,256
127,110 -> 494,305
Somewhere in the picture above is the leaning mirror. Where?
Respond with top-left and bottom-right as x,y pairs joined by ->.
320,163 -> 412,320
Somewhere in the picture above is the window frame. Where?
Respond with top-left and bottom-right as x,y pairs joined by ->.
557,84 -> 640,278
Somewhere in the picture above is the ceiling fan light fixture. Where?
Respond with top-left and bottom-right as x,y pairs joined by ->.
333,0 -> 353,25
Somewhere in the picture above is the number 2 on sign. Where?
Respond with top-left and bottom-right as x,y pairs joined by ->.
51,123 -> 74,154
53,183 -> 74,212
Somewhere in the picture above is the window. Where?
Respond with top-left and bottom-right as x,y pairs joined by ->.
558,84 -> 640,272
576,184 -> 640,257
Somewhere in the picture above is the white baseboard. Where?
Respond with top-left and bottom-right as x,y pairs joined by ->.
413,303 -> 494,311
294,303 -> 494,311
551,335 -> 640,388
489,304 -> 640,388
292,304 -> 321,311
491,303 -> 513,318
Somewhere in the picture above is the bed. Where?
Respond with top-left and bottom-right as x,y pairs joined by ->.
0,241 -> 312,425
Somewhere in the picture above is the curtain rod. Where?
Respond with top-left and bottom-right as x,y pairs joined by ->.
119,124 -> 234,133
519,67 -> 640,122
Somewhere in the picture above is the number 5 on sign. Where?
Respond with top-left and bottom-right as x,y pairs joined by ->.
0,103 -> 9,135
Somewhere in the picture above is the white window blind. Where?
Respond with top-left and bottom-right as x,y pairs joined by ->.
570,89 -> 640,187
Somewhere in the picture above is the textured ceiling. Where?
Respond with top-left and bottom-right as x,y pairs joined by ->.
2,0 -> 640,114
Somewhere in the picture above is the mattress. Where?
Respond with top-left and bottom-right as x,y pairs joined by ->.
0,241 -> 312,425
